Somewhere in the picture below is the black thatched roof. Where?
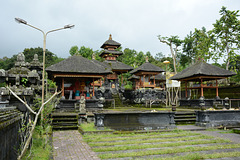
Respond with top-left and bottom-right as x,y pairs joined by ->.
103,60 -> 134,71
128,74 -> 140,80
99,49 -> 123,57
100,35 -> 121,49
130,62 -> 165,74
46,55 -> 111,74
151,73 -> 166,81
170,60 -> 236,81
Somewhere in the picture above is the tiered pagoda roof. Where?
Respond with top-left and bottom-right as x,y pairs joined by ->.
100,34 -> 121,49
98,34 -> 133,72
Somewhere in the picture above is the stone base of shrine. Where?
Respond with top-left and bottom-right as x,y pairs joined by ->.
195,110 -> 240,128
94,111 -> 176,131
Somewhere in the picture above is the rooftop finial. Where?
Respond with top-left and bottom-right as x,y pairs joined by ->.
146,56 -> 149,62
109,34 -> 112,40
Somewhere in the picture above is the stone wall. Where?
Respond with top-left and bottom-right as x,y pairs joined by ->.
95,111 -> 176,131
196,110 -> 240,128
0,107 -> 22,160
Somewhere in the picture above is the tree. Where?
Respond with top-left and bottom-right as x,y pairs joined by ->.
69,45 -> 103,61
158,35 -> 182,73
69,45 -> 79,56
212,6 -> 240,70
118,48 -> 137,68
23,47 -> 64,67
229,55 -> 240,82
0,55 -> 17,70
135,51 -> 145,67
0,48 -> 63,70
183,27 -> 214,63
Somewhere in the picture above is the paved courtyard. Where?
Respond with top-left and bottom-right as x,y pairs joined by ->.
52,126 -> 240,160
53,130 -> 100,160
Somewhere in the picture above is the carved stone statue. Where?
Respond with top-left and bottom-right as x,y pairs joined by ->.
79,96 -> 86,113
15,52 -> 26,67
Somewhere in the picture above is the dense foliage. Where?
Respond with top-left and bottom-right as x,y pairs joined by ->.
0,47 -> 64,70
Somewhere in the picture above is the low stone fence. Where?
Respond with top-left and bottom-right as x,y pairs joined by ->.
196,110 -> 240,128
95,111 -> 176,131
0,107 -> 22,160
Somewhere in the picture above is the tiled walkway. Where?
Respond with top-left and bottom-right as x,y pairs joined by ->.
53,130 -> 100,160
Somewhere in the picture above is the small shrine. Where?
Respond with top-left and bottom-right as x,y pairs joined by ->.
170,60 -> 236,107
129,57 -> 165,89
126,58 -> 166,104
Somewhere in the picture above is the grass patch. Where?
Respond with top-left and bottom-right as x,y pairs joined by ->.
93,138 -> 230,152
80,122 -> 112,131
88,134 -> 214,147
98,143 -> 240,159
22,131 -> 51,160
153,151 -> 240,160
85,131 -> 202,143
105,106 -> 197,112
84,129 -> 194,141
80,123 -> 98,131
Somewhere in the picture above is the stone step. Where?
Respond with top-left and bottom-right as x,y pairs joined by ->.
51,111 -> 78,130
53,117 -> 77,121
175,118 -> 196,122
175,112 -> 196,115
175,115 -> 196,119
52,122 -> 78,126
51,113 -> 78,117
52,125 -> 78,130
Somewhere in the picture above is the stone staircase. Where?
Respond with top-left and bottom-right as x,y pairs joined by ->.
112,93 -> 123,107
174,111 -> 196,125
51,112 -> 78,130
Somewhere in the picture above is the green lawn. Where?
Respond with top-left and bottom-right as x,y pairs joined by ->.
82,130 -> 240,160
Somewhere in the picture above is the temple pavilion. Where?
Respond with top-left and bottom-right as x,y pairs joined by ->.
129,57 -> 165,89
46,55 -> 111,99
98,35 -> 133,89
170,60 -> 236,107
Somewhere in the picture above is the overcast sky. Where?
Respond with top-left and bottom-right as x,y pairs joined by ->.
1,0 -> 239,60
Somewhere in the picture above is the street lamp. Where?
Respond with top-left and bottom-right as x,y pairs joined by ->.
163,60 -> 170,71
15,17 -> 74,121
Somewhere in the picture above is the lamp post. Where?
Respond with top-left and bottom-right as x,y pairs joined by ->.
15,18 -> 74,123
163,60 -> 170,107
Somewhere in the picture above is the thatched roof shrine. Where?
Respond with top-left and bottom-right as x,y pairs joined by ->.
170,60 -> 236,81
151,73 -> 166,81
130,61 -> 165,75
46,55 -> 111,76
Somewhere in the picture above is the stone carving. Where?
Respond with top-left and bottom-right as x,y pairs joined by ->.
79,96 -> 86,113
15,52 -> 27,67
95,114 -> 105,127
